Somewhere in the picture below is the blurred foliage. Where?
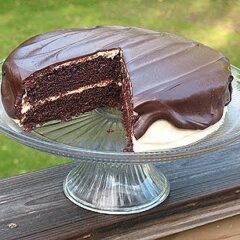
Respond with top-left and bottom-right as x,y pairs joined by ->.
0,0 -> 239,178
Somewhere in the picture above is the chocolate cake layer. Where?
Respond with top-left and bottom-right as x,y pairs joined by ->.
22,50 -> 122,104
1,26 -> 233,140
19,83 -> 122,131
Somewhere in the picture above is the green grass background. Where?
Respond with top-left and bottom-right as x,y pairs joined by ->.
0,0 -> 239,178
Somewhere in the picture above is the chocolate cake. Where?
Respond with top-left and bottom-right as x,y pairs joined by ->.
1,26 -> 233,151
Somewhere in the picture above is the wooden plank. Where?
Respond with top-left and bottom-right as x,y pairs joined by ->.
0,142 -> 240,240
162,214 -> 240,240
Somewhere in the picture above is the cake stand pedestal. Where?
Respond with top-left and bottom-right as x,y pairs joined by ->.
64,161 -> 169,214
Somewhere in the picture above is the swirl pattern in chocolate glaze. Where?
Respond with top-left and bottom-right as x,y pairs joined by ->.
1,26 -> 233,139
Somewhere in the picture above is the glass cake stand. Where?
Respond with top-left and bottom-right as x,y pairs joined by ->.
0,62 -> 240,214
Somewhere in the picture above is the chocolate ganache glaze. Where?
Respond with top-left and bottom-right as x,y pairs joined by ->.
1,26 -> 233,139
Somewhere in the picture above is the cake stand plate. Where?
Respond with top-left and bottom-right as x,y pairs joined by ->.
0,62 -> 240,214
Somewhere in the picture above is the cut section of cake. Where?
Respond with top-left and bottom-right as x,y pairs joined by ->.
1,26 -> 233,151
3,48 -> 135,150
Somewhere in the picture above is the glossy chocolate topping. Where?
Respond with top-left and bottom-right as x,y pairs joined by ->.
1,26 -> 232,139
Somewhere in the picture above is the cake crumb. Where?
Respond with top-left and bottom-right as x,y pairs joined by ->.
8,223 -> 18,229
107,128 -> 114,133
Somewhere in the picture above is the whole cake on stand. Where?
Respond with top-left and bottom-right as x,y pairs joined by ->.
0,26 -> 237,214
1,26 -> 233,152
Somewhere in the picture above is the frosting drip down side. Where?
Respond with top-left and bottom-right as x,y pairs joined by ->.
133,108 -> 227,152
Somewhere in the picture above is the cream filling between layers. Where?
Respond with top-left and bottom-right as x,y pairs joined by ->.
36,49 -> 121,73
21,79 -> 120,115
133,108 -> 227,152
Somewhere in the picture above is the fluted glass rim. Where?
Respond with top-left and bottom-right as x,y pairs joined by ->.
0,60 -> 240,163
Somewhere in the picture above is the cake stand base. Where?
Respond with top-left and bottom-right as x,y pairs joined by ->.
63,160 -> 170,214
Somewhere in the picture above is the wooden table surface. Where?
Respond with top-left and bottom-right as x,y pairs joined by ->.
162,215 -> 240,240
0,142 -> 240,240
